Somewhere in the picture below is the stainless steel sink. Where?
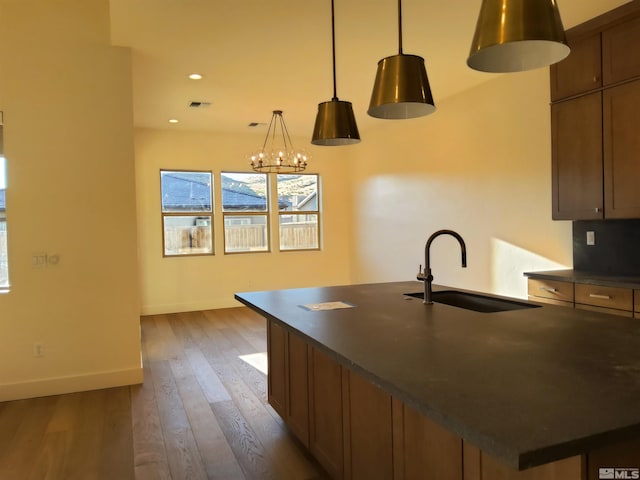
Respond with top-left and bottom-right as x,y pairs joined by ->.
405,290 -> 541,313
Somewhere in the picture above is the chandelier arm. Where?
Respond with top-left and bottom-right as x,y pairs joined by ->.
331,0 -> 338,101
262,112 -> 277,151
398,0 -> 403,55
280,113 -> 294,157
270,112 -> 279,154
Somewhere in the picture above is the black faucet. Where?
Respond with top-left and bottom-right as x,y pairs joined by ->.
417,230 -> 467,304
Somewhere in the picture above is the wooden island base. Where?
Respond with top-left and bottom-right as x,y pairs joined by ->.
267,318 -> 640,480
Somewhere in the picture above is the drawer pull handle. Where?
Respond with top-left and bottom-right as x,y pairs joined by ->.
540,287 -> 557,292
589,293 -> 611,300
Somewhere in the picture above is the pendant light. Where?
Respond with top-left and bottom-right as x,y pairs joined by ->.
368,0 -> 435,119
467,0 -> 570,73
250,110 -> 308,173
312,0 -> 360,145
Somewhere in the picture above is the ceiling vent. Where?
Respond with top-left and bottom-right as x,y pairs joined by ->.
189,101 -> 211,108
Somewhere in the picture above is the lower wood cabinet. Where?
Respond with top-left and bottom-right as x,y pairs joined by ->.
266,317 -> 640,480
392,399 -> 463,480
575,283 -> 634,318
463,444 -> 583,480
308,345 -> 344,479
266,319 -> 286,417
527,278 -> 638,318
343,370 -> 393,480
266,319 -> 309,446
527,278 -> 574,306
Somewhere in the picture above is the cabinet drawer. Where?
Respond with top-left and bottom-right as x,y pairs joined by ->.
576,303 -> 634,318
575,284 -> 633,311
528,278 -> 574,303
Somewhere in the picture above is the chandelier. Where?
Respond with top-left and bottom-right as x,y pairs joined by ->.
250,110 -> 309,173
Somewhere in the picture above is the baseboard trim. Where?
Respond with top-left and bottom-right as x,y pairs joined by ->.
0,367 -> 143,402
140,298 -> 243,315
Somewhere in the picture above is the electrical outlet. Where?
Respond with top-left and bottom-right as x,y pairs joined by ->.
33,343 -> 44,357
586,231 -> 596,246
32,253 -> 48,268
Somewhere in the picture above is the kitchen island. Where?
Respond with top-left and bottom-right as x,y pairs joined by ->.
235,281 -> 640,480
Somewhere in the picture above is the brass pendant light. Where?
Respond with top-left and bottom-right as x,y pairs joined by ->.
368,0 -> 435,119
311,0 -> 360,146
467,0 -> 570,73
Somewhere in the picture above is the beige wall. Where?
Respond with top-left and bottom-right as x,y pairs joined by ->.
0,0 -> 142,401
137,68 -> 573,312
350,68 -> 573,299
135,128 -> 354,314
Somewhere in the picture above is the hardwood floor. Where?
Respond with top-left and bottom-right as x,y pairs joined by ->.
0,307 -> 330,480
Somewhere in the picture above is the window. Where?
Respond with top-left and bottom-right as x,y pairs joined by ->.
221,172 -> 269,253
277,174 -> 320,251
160,170 -> 213,256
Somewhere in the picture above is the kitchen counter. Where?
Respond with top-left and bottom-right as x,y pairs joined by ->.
235,281 -> 640,470
524,269 -> 640,289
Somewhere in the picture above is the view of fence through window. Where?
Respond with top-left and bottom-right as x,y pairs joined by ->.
278,174 -> 319,251
221,172 -> 269,253
160,170 -> 213,256
0,154 -> 8,289
161,171 -> 322,255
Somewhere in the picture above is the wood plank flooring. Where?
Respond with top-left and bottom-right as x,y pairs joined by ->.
0,307 -> 330,480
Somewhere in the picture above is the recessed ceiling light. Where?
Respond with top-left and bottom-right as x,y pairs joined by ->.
188,73 -> 203,80
168,118 -> 179,124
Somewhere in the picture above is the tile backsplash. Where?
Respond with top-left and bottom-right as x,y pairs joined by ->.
573,220 -> 640,276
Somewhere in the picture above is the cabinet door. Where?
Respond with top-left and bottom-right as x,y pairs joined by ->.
393,399 -> 462,480
286,332 -> 309,446
551,93 -> 604,220
267,319 -> 286,417
342,370 -> 393,480
603,16 -> 640,85
603,81 -> 640,219
308,346 -> 344,479
550,33 -> 602,101
463,443 -> 583,480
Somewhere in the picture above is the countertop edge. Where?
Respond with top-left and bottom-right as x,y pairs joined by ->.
524,269 -> 640,289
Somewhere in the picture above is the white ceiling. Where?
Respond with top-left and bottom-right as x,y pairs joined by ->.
109,0 -> 631,138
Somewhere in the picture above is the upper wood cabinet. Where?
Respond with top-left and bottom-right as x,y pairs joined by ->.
551,92 -> 603,220
550,3 -> 640,220
603,81 -> 640,219
550,33 -> 601,101
603,16 -> 640,85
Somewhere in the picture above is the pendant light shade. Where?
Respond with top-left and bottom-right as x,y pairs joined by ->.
312,100 -> 360,146
368,0 -> 436,119
368,54 -> 435,119
467,0 -> 570,73
311,0 -> 361,146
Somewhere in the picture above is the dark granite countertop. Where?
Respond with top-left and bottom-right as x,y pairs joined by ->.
524,269 -> 640,289
235,281 -> 640,471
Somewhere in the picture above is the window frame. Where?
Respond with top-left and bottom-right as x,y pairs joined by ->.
276,173 -> 321,252
160,169 -> 214,257
0,114 -> 8,291
221,171 -> 271,255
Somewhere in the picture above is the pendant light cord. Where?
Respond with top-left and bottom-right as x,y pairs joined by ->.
331,0 -> 338,101
398,0 -> 403,54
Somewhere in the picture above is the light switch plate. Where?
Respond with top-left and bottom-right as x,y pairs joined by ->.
586,231 -> 595,246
